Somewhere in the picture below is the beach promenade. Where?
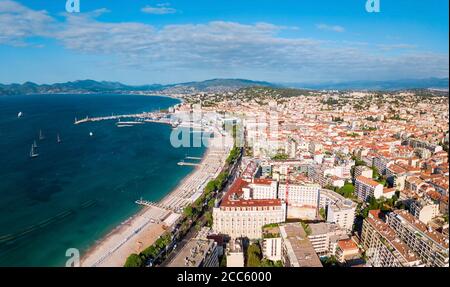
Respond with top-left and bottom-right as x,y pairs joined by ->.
81,127 -> 233,267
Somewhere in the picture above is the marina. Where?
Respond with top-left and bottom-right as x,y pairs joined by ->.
74,112 -> 177,127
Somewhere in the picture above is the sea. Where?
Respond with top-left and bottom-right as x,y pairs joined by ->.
0,94 -> 205,266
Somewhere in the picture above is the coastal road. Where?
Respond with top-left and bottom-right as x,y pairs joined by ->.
159,224 -> 198,267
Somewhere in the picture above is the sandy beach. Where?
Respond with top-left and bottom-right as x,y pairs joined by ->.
81,127 -> 232,267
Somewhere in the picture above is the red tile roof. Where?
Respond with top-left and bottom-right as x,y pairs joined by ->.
220,178 -> 282,208
337,239 -> 358,251
356,176 -> 381,188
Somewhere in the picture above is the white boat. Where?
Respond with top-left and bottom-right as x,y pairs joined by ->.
57,134 -> 61,143
89,132 -> 93,137
39,130 -> 45,140
33,140 -> 38,148
30,144 -> 39,158
115,121 -> 144,125
17,112 -> 23,118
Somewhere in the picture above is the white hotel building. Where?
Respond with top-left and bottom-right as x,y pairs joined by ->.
278,182 -> 320,219
213,179 -> 286,239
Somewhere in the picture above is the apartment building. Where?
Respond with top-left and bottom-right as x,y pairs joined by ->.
278,182 -> 320,219
355,176 -> 384,201
387,210 -> 449,267
335,239 -> 360,263
278,183 -> 320,207
167,238 -> 219,267
354,165 -> 373,179
279,223 -> 323,267
262,225 -> 283,261
410,199 -> 440,224
360,210 -> 422,267
373,155 -> 393,175
319,189 -> 357,231
226,238 -> 245,267
307,222 -> 348,256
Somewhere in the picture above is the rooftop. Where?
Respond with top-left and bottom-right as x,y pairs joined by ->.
220,178 -> 282,208
279,223 -> 322,267
366,211 -> 420,264
337,239 -> 358,251
392,210 -> 449,248
167,239 -> 217,267
356,176 -> 382,188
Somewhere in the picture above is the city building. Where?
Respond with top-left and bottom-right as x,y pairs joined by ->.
354,165 -> 373,179
307,222 -> 348,256
355,176 -> 384,201
213,178 -> 286,239
410,199 -> 440,224
278,182 -> 320,219
262,225 -> 283,261
360,210 -> 422,267
248,178 -> 278,199
387,210 -> 449,267
279,223 -> 323,267
167,237 -> 219,267
335,239 -> 360,263
319,189 -> 356,231
226,238 -> 245,267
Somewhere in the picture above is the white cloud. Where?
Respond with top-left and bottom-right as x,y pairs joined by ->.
141,5 -> 177,15
0,0 -> 55,45
316,23 -> 345,33
0,1 -> 447,82
377,43 -> 417,51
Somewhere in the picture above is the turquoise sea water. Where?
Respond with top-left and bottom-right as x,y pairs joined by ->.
0,94 -> 205,266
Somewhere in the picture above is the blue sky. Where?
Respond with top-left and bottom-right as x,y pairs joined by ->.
0,0 -> 448,84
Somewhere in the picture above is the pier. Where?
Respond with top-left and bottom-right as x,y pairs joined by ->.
185,156 -> 202,160
74,112 -> 177,127
135,199 -> 179,213
177,162 -> 200,166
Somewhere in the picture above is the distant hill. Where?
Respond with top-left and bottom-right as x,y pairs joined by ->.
178,78 -> 275,90
1,78 -> 448,95
0,79 -> 275,95
283,78 -> 449,91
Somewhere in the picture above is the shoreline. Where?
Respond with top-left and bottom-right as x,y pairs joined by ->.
81,126 -> 232,267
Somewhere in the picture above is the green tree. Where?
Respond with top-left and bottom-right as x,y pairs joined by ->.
246,243 -> 262,267
319,208 -> 327,220
300,221 -> 312,236
219,255 -> 227,267
204,211 -> 213,227
124,253 -> 143,267
260,259 -> 283,267
183,206 -> 195,218
271,153 -> 289,160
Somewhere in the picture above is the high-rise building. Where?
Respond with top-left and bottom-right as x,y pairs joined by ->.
319,189 -> 356,231
387,210 -> 449,267
355,176 -> 384,201
360,210 -> 422,267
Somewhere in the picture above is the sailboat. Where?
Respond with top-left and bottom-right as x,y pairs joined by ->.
30,144 -> 39,158
57,134 -> 61,143
33,140 -> 38,148
39,130 -> 45,140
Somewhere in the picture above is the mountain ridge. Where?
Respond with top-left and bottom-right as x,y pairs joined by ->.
0,78 -> 448,95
